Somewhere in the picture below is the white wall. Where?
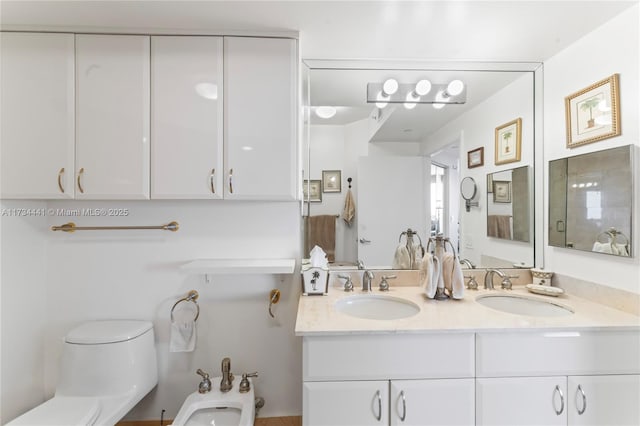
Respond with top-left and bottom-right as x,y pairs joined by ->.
0,201 -> 48,424
543,4 -> 640,294
1,200 -> 302,422
424,73 -> 535,267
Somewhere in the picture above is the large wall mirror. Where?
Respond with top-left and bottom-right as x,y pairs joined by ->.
549,145 -> 633,257
486,166 -> 531,243
302,60 -> 542,269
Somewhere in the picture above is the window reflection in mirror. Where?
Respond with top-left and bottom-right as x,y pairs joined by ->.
486,166 -> 531,243
549,145 -> 633,257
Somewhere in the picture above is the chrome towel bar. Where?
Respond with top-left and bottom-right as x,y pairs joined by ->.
51,221 -> 179,232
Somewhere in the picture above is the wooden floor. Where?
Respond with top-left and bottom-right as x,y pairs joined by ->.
117,416 -> 302,426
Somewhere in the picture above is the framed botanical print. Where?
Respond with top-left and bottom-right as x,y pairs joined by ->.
303,180 -> 322,202
493,180 -> 512,203
565,74 -> 621,148
322,170 -> 341,193
495,118 -> 522,165
467,147 -> 484,168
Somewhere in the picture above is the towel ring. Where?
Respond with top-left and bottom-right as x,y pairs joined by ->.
171,290 -> 200,322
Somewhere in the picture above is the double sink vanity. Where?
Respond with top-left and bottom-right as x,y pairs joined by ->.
295,270 -> 640,426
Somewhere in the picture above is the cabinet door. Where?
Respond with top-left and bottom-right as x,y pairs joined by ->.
303,381 -> 388,426
224,37 -> 297,200
568,375 -> 640,425
390,379 -> 474,426
477,376 -> 567,426
1,32 -> 75,199
76,34 -> 150,199
151,36 -> 223,199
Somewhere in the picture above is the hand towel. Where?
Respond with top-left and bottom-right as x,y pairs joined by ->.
305,215 -> 336,262
392,244 -> 411,269
487,215 -> 512,239
450,257 -> 465,300
342,188 -> 356,226
419,252 -> 440,299
170,303 -> 197,353
441,252 -> 454,294
410,244 -> 424,270
593,241 -> 630,256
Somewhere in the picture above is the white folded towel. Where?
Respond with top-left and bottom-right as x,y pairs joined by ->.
419,252 -> 440,298
170,303 -> 197,353
410,244 -> 424,270
441,253 -> 464,300
592,241 -> 629,256
392,244 -> 411,269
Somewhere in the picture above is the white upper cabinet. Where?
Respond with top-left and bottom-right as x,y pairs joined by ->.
75,34 -> 150,199
1,33 -> 75,199
224,37 -> 297,200
151,36 -> 224,199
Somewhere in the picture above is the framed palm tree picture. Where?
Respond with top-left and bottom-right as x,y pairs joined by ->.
495,118 -> 522,165
565,74 -> 620,148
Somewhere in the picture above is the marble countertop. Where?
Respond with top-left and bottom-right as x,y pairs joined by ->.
295,285 -> 640,336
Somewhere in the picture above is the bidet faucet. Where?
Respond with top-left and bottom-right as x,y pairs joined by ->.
220,357 -> 234,392
362,270 -> 374,292
484,269 -> 506,290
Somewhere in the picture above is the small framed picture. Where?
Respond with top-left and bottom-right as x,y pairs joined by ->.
492,181 -> 512,203
495,118 -> 522,165
303,179 -> 322,202
467,147 -> 484,168
565,74 -> 621,148
322,170 -> 341,193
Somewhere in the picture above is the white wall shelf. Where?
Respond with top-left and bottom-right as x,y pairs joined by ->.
181,259 -> 296,275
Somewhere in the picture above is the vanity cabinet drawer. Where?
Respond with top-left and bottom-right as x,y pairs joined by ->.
477,330 -> 640,377
303,333 -> 474,381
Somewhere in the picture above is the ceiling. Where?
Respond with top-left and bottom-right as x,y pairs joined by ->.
3,1 -> 636,141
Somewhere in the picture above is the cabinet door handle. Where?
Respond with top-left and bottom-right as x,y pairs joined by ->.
374,389 -> 382,421
359,238 -> 371,244
553,385 -> 565,415
57,168 -> 65,193
210,169 -> 216,194
398,390 -> 407,422
576,384 -> 587,415
228,168 -> 233,194
77,168 -> 85,194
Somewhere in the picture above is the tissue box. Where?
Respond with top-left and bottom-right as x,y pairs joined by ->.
302,267 -> 328,295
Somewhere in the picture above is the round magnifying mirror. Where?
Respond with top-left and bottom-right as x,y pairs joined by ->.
460,177 -> 477,201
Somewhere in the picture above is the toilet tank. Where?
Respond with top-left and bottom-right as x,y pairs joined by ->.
56,320 -> 158,397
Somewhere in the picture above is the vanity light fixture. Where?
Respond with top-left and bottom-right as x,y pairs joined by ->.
315,106 -> 337,119
367,78 -> 466,107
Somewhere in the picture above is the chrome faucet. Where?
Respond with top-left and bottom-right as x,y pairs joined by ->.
362,270 -> 374,292
484,269 -> 506,290
460,258 -> 476,269
220,357 -> 234,392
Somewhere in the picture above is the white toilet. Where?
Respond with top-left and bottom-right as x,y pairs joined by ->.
171,377 -> 256,426
8,320 -> 158,426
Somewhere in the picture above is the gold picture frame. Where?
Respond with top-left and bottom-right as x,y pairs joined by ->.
565,74 -> 621,148
303,179 -> 322,202
495,118 -> 522,165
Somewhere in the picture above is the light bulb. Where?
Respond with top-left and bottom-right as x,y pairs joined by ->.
446,79 -> 464,96
415,79 -> 432,96
404,91 -> 418,109
376,91 -> 389,108
382,78 -> 399,95
433,103 -> 445,110
315,106 -> 337,119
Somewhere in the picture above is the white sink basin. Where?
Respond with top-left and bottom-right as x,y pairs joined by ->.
335,295 -> 420,320
476,294 -> 573,317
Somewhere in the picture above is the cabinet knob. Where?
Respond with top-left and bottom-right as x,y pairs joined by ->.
77,168 -> 85,194
57,168 -> 65,193
210,168 -> 216,194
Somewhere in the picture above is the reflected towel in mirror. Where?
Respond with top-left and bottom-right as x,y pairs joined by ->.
392,244 -> 411,269
304,215 -> 336,262
487,215 -> 512,239
342,188 -> 356,226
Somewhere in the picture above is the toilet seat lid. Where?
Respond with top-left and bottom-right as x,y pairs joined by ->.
8,396 -> 100,426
